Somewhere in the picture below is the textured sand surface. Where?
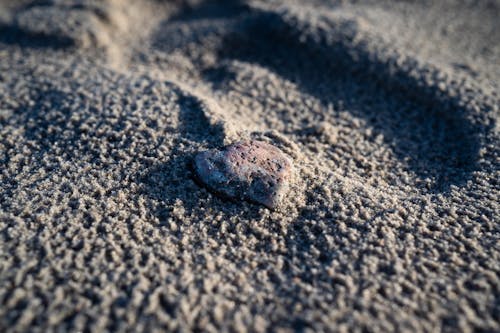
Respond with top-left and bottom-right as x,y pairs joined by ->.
0,0 -> 499,331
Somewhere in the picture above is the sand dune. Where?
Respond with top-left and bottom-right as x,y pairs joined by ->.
0,0 -> 499,331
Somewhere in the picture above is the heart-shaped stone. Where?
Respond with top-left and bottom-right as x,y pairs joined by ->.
193,140 -> 293,209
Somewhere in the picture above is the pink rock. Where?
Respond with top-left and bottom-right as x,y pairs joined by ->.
193,140 -> 293,209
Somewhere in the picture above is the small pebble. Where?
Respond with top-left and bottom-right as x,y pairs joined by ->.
193,140 -> 293,209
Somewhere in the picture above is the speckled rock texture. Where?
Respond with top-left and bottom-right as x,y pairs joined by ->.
194,140 -> 293,209
0,0 -> 499,332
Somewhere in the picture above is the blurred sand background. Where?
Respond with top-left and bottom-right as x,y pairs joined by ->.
0,0 -> 499,331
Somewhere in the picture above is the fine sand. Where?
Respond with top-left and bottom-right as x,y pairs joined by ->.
0,0 -> 499,331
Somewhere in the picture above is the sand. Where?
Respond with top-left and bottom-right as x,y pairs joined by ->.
0,0 -> 499,331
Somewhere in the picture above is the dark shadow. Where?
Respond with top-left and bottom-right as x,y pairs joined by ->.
201,12 -> 482,192
0,23 -> 75,49
200,65 -> 237,90
137,152 -> 196,235
177,93 -> 225,145
166,0 -> 249,23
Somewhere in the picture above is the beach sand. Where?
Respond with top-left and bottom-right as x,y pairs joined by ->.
0,0 -> 499,331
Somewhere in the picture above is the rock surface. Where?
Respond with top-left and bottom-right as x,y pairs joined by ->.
194,140 -> 293,209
